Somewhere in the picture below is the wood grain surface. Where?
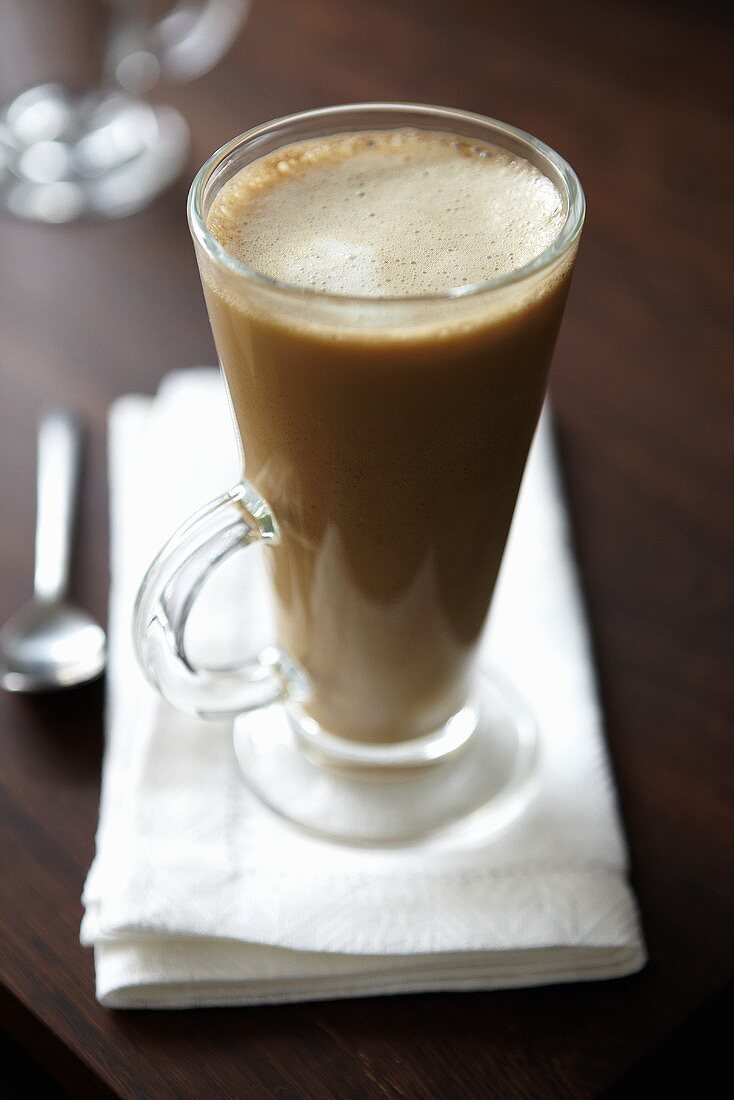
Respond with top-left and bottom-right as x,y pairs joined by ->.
1,1 -> 732,1096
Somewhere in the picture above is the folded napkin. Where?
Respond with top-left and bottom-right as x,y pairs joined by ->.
81,369 -> 645,1008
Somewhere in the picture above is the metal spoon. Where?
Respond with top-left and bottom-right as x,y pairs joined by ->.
0,410 -> 106,692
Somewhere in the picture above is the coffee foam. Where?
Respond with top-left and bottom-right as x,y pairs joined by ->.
206,129 -> 565,298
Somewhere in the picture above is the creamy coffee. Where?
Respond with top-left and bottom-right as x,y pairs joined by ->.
203,128 -> 574,743
207,129 -> 564,296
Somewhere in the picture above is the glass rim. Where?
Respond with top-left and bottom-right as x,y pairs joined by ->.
187,101 -> 585,306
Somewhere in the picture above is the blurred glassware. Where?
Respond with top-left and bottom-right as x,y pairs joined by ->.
0,0 -> 251,222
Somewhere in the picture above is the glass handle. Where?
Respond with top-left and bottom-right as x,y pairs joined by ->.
148,0 -> 251,83
132,481 -> 309,720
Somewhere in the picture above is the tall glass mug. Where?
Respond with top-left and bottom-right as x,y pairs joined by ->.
134,104 -> 584,844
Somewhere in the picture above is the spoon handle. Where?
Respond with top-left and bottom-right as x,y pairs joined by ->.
34,411 -> 81,603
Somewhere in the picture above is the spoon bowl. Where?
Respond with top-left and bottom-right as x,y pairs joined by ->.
0,598 -> 106,692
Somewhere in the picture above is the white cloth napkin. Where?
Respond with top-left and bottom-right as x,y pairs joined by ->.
81,369 -> 645,1008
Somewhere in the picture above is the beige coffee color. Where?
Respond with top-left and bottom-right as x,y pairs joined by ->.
203,127 -> 575,743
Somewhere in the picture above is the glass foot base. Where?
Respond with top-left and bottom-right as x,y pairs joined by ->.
0,83 -> 189,222
233,670 -> 539,846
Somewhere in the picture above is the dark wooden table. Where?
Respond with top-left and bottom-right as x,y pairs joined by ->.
1,1 -> 732,1096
